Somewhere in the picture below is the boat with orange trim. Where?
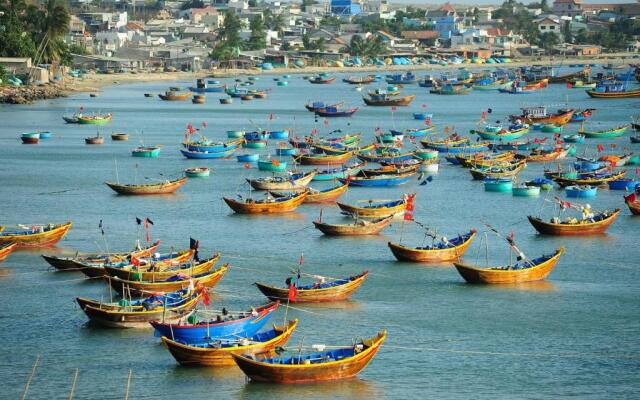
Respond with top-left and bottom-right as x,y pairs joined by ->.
388,230 -> 476,262
0,222 -> 72,248
255,271 -> 368,303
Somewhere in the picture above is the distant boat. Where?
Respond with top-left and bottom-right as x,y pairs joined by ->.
158,91 -> 191,101
105,177 -> 188,195
132,146 -> 162,158
78,113 -> 113,125
21,132 -> 40,144
313,217 -> 392,236
85,133 -> 104,145
111,132 -> 129,141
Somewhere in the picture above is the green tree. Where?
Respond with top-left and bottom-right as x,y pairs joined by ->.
540,0 -> 550,12
248,0 -> 257,7
181,0 -> 204,10
538,31 -> 559,51
0,0 -> 38,59
342,35 -> 365,56
363,35 -> 386,58
32,0 -> 71,63
247,15 -> 265,50
220,10 -> 243,49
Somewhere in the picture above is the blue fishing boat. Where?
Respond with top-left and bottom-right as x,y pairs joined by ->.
563,134 -> 585,143
150,302 -> 279,344
237,153 -> 259,162
390,126 -> 436,138
225,86 -> 249,98
357,148 -> 415,163
386,72 -> 417,85
526,178 -> 554,191
607,179 -> 639,191
313,163 -> 363,181
488,140 -> 539,151
268,130 -> 289,140
184,138 -> 242,153
275,147 -> 298,156
413,112 -> 433,120
484,178 -> 513,192
341,171 -> 416,187
566,185 -> 597,198
574,158 -> 602,172
37,131 -> 53,139
189,79 -> 225,93
181,147 -> 237,159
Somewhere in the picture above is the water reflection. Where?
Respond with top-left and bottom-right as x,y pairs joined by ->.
237,377 -> 381,400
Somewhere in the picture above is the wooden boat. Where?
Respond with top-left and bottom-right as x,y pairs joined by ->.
255,271 -> 368,303
185,167 -> 210,178
42,241 -> 160,271
309,76 -> 336,84
527,209 -> 620,235
159,91 -> 192,101
181,147 -> 236,159
111,132 -> 129,141
184,138 -> 243,153
231,330 -> 387,383
132,146 -> 162,158
85,135 -> 104,145
388,230 -> 476,262
223,192 -> 307,214
586,85 -> 640,98
512,185 -> 540,197
103,252 -> 217,281
150,302 -> 279,343
0,222 -> 72,248
511,107 -> 574,126
105,177 -> 188,195
0,242 -> 17,262
107,264 -> 228,296
474,126 -> 529,141
454,248 -> 564,284
356,148 -> 415,163
77,113 -> 113,125
341,171 -> 416,187
188,79 -> 225,93
315,107 -> 359,118
161,320 -> 298,367
247,171 -> 316,191
76,289 -> 202,328
625,194 -> 640,215
313,217 -> 392,236
305,101 -> 344,112
220,97 -> 233,104
337,196 -> 412,219
363,94 -> 415,106
552,170 -> 626,187
21,133 -> 40,144
579,124 -> 629,139
303,184 -> 348,203
430,84 -> 472,95
294,152 -> 353,166
144,93 -> 154,98
343,75 -> 375,85
314,163 -> 364,181
525,147 -> 569,163
469,161 -> 526,180
456,152 -> 515,168
192,95 -> 206,104
484,178 -> 513,192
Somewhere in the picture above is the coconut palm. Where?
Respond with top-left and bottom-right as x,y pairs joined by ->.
33,0 -> 71,63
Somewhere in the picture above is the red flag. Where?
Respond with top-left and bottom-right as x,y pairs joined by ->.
310,128 -> 317,135
566,83 -> 573,89
131,256 -> 140,267
287,284 -> 297,302
299,253 -> 304,265
597,144 -> 604,152
626,193 -> 638,203
481,111 -> 487,120
405,194 -> 415,211
271,159 -> 280,167
556,139 -> 563,145
144,219 -> 150,242
403,210 -> 413,221
636,167 -> 639,175
201,287 -> 210,306
391,106 -> 397,112
244,162 -> 251,169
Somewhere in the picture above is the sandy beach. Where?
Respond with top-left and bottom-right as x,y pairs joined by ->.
63,54 -> 638,93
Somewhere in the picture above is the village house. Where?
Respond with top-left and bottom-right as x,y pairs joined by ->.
534,16 -> 562,37
401,31 -> 439,46
425,3 -> 465,40
552,0 -> 584,17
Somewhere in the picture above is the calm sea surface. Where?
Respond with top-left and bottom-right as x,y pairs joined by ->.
0,70 -> 639,399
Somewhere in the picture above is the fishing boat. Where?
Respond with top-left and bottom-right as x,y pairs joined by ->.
132,146 -> 162,158
36,131 -> 52,139
257,159 -> 287,172
111,132 -> 129,141
415,149 -> 439,160
62,113 -> 81,123
624,193 -> 640,215
227,130 -> 245,139
303,184 -> 348,203
430,84 -> 472,95
608,179 -> 638,190
42,241 -> 160,271
541,123 -> 562,134
184,138 -> 243,153
158,91 -> 192,101
185,167 -> 210,178
469,162 -> 526,180
189,79 -> 225,93
579,124 -> 629,139
144,93 -> 154,98
76,288 -> 202,328
223,192 -> 307,214
192,95 -> 206,104
0,242 -> 17,262
565,185 -> 597,198
231,330 -> 387,383
247,171 -> 316,191
388,230 -> 476,262
309,75 -> 336,84
314,163 -> 364,181
236,153 -> 259,162
337,195 -> 413,219
305,101 -> 343,112
268,130 -> 289,140
21,133 -> 39,144
363,94 -> 415,106
103,253 -> 219,281
256,271 -> 368,303
107,264 -> 228,296
512,184 -> 540,197
456,152 -> 516,168
473,125 -> 529,141
552,170 -> 626,187
343,75 -> 375,85
220,97 -> 233,104
340,171 -> 416,187
313,217 -> 392,236
569,108 -> 596,122
586,82 -> 640,98
563,134 -> 585,143
315,106 -> 359,118
181,147 -> 237,159
0,222 -> 72,248
294,152 -> 353,166
77,113 -> 113,125
454,248 -> 564,284
161,320 -> 298,367
525,147 -> 571,163
275,147 -> 298,156
357,148 -> 415,163
528,209 -> 620,235
150,302 -> 280,343
105,177 -> 188,195
484,178 -> 513,192
85,134 -> 104,145
511,106 -> 574,126
526,178 -> 554,191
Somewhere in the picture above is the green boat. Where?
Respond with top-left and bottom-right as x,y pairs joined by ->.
132,146 -> 162,158
77,113 -> 113,125
227,130 -> 245,138
415,149 -> 439,160
512,185 -> 540,197
541,124 -> 562,133
580,124 -> 629,139
474,126 -> 529,141
484,178 -> 513,192
277,81 -> 288,87
243,141 -> 267,149
257,159 -> 287,172
184,167 -> 210,178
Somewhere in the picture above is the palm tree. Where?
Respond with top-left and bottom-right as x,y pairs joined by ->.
33,0 -> 70,63
342,35 -> 365,56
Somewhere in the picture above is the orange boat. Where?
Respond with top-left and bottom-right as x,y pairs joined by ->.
512,106 -> 574,126
42,240 -> 161,271
294,152 -> 354,166
528,209 -> 620,235
158,91 -> 192,101
231,330 -> 386,383
223,192 -> 307,214
162,320 -> 298,367
105,177 -> 188,195
454,248 -> 564,284
337,195 -> 412,219
0,222 -> 72,248
304,184 -> 348,203
313,217 -> 391,236
102,251 -> 217,281
525,147 -> 571,163
107,264 -> 228,296
625,194 -> 640,215
388,230 -> 476,262
0,242 -> 17,262
255,271 -> 368,303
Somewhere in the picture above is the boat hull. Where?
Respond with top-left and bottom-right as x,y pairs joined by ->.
527,210 -> 620,235
256,272 -> 368,303
223,193 -> 307,214
313,218 -> 391,236
388,232 -> 475,262
0,222 -> 72,248
105,177 -> 188,195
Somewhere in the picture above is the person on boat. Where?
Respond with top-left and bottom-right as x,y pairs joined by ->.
581,204 -> 595,222
311,275 -> 326,288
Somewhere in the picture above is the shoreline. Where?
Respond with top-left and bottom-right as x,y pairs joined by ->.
2,55 -> 636,102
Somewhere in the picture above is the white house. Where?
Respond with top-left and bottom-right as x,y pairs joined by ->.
534,16 -> 562,36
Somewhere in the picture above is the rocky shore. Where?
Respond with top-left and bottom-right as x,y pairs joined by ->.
0,83 -> 68,104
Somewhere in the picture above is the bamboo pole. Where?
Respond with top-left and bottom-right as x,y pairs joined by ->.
68,369 -> 79,400
20,355 -> 40,400
124,369 -> 132,400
